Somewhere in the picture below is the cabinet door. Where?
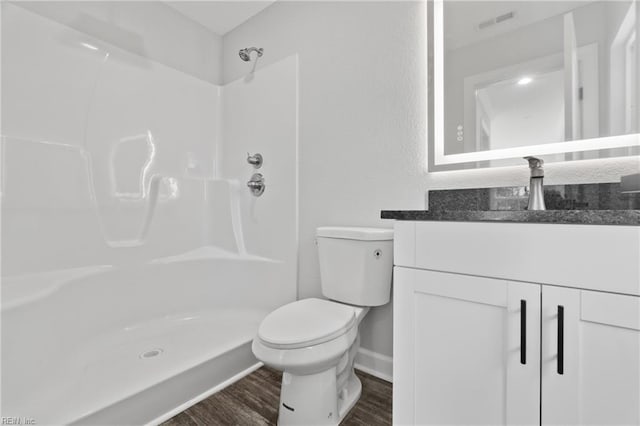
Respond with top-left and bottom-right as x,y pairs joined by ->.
393,267 -> 540,425
542,286 -> 640,425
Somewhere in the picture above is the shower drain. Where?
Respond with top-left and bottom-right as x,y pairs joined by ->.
139,348 -> 164,359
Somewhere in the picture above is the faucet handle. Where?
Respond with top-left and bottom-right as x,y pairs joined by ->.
247,152 -> 263,169
524,156 -> 544,177
247,173 -> 265,197
524,156 -> 544,168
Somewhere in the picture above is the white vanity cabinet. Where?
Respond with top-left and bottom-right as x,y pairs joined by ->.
541,287 -> 640,425
394,268 -> 541,425
393,221 -> 640,426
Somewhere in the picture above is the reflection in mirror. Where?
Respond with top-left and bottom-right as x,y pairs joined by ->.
432,0 -> 639,170
473,65 -> 565,151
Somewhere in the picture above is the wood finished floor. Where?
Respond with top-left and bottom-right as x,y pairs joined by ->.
163,367 -> 392,426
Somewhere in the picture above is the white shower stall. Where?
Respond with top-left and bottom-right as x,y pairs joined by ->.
1,3 -> 298,423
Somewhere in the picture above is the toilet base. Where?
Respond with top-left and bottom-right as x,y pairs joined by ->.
337,369 -> 362,421
278,368 -> 362,425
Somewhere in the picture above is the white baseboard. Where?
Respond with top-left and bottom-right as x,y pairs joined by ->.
354,347 -> 393,383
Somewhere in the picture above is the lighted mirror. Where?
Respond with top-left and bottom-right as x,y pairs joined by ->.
429,0 -> 640,171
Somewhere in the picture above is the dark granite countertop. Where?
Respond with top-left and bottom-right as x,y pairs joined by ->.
380,209 -> 640,225
382,184 -> 640,225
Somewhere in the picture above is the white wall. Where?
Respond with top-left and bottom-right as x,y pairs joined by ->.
12,1 -> 223,84
223,0 -> 640,366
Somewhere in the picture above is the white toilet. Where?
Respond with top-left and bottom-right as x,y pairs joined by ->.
252,226 -> 393,425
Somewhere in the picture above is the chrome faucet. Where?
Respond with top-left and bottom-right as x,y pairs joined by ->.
524,156 -> 546,211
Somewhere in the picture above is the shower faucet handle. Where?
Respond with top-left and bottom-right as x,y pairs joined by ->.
247,152 -> 263,169
247,173 -> 265,197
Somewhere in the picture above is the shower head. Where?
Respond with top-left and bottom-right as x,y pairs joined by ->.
239,47 -> 264,62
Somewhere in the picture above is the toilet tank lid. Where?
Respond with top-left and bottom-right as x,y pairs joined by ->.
316,226 -> 393,241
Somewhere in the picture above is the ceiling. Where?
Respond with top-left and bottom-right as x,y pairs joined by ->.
165,1 -> 276,36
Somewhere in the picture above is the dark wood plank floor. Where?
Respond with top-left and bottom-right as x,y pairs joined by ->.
163,367 -> 392,426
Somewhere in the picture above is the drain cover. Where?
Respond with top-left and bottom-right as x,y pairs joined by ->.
139,348 -> 163,359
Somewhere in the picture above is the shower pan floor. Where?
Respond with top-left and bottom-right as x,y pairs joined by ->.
17,308 -> 268,425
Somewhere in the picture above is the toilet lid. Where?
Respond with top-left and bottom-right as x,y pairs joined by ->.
258,298 -> 356,349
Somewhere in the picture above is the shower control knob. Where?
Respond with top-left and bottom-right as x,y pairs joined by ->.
247,152 -> 263,169
247,173 -> 265,197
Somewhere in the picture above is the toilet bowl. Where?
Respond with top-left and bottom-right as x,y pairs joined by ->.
252,227 -> 393,425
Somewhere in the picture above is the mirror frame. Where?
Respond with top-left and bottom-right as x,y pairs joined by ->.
431,0 -> 640,169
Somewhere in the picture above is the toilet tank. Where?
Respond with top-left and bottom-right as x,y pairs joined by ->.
316,227 -> 393,306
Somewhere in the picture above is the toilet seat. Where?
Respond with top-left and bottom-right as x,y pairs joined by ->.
258,298 -> 356,349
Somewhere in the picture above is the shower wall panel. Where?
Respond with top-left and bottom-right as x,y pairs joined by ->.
1,3 -> 221,276
221,55 -> 299,301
